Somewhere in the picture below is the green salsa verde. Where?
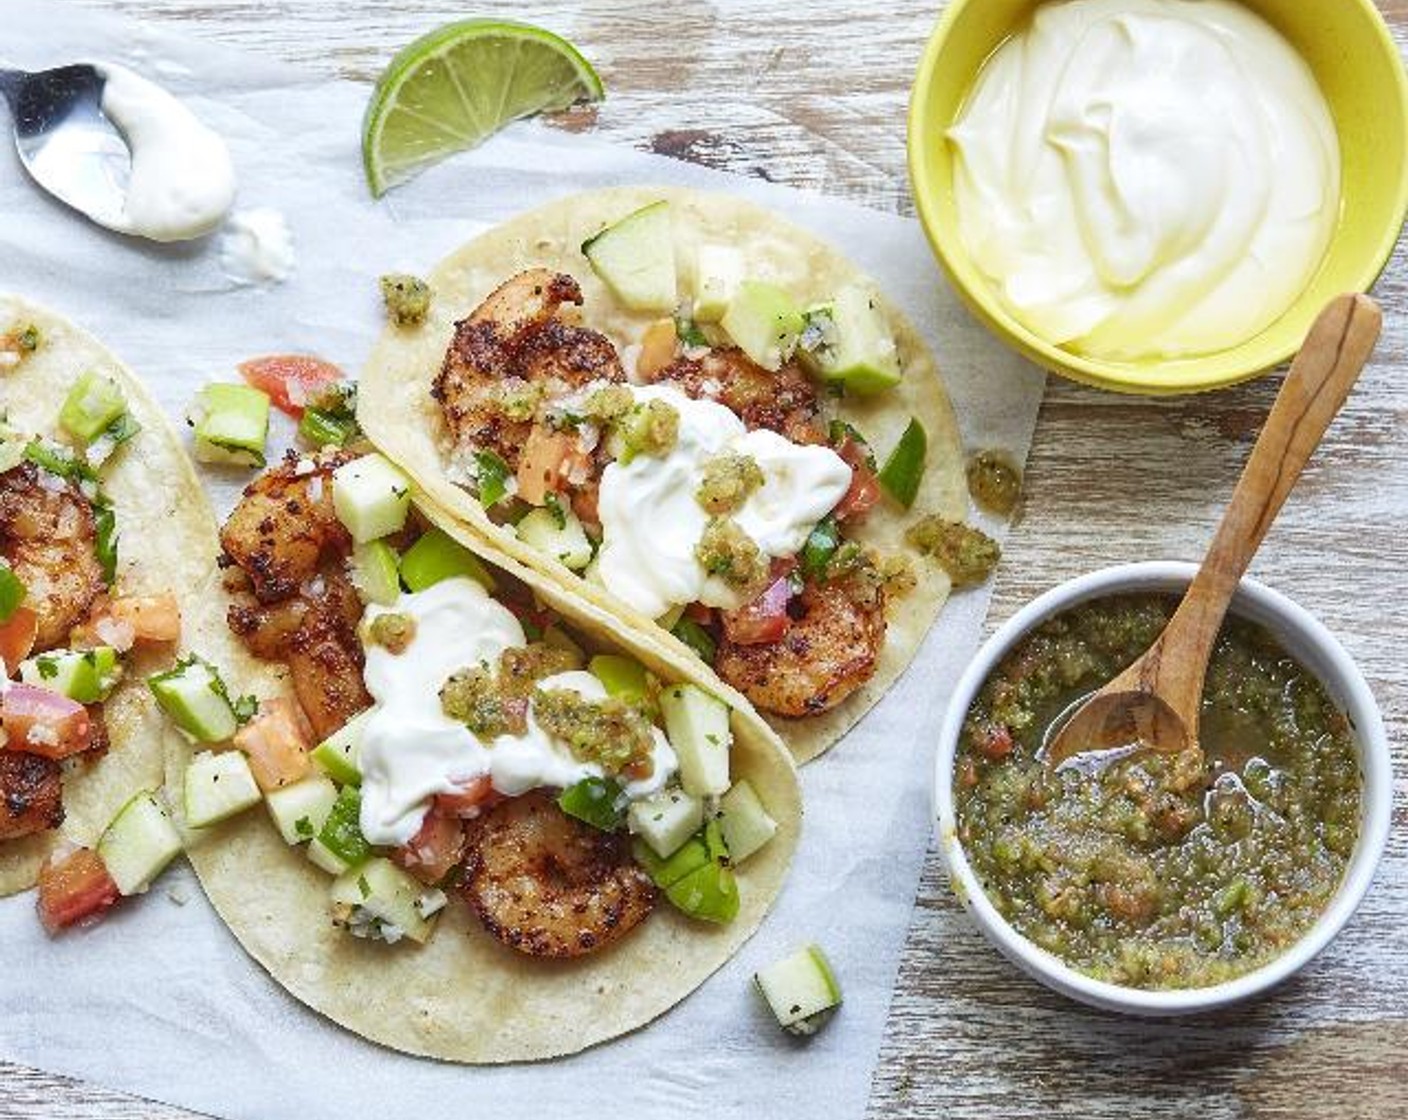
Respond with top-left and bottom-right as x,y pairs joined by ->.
956,594 -> 1361,990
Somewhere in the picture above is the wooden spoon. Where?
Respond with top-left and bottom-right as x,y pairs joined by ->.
1045,294 -> 1382,768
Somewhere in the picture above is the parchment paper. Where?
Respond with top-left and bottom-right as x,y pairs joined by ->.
0,3 -> 1046,1116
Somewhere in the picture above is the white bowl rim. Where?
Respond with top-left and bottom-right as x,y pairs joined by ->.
933,561 -> 1392,1016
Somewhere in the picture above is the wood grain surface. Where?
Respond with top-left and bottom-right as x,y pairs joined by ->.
7,1 -> 1408,1117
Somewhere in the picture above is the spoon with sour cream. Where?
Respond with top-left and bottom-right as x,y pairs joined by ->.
1045,294 -> 1382,769
0,62 -> 235,242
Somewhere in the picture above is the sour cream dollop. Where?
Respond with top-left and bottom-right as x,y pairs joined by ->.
357,579 -> 676,846
948,0 -> 1340,361
595,385 -> 852,620
95,63 -> 236,242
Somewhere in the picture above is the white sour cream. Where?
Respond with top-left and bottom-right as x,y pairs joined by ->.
948,0 -> 1340,361
219,208 -> 295,285
96,63 -> 236,242
357,579 -> 677,846
595,385 -> 852,619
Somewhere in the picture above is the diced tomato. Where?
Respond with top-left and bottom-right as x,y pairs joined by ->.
721,574 -> 794,646
238,355 -> 344,417
37,848 -> 121,934
683,601 -> 714,625
0,684 -> 91,758
432,775 -> 497,818
835,464 -> 881,522
393,809 -> 467,885
0,606 -> 38,673
234,698 -> 312,792
516,427 -> 584,506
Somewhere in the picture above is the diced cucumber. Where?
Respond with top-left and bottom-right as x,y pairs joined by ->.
755,944 -> 843,1036
331,453 -> 412,544
190,383 -> 270,468
692,244 -> 745,322
581,200 -> 677,312
633,834 -> 709,889
148,658 -> 238,744
720,281 -> 805,371
183,750 -> 261,829
588,654 -> 649,702
398,527 -> 496,592
20,646 -> 121,704
627,786 -> 703,858
265,774 -> 339,845
59,370 -> 128,445
665,859 -> 739,924
797,284 -> 901,394
312,711 -> 369,785
716,780 -> 777,864
558,777 -> 625,831
515,505 -> 592,570
659,683 -> 731,797
97,791 -> 183,895
350,540 -> 402,606
330,857 -> 435,944
308,837 -> 351,875
317,785 -> 371,867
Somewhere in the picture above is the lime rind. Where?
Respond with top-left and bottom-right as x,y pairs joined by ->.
363,19 -> 604,197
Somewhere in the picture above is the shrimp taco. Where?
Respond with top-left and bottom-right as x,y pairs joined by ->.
358,186 -> 969,763
160,436 -> 800,1062
1,295 -> 207,913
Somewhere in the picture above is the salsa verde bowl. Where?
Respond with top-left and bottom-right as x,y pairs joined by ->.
933,561 -> 1391,1015
907,0 -> 1408,394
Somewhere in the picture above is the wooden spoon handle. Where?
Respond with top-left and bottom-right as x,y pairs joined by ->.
1158,294 -> 1382,710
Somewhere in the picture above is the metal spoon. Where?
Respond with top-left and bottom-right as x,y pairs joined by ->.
1045,293 -> 1383,768
0,64 -> 132,230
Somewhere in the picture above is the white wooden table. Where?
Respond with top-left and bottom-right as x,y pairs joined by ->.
6,2 -> 1407,1116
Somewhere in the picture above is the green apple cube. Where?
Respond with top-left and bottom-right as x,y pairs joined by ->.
692,244 -> 745,322
148,658 -> 238,743
633,834 -> 709,890
716,780 -> 777,864
398,527 -> 496,591
351,539 -> 402,606
588,654 -> 649,701
191,383 -> 270,468
330,857 -> 435,944
628,786 -> 703,859
515,505 -> 592,570
665,859 -> 740,924
307,837 -> 351,875
331,453 -> 412,544
311,711 -> 369,786
317,785 -> 371,866
800,285 -> 901,395
581,200 -> 677,312
265,774 -> 340,845
97,791 -> 183,895
59,370 -> 128,445
20,646 -> 121,704
659,683 -> 731,797
720,281 -> 805,371
755,944 -> 843,1036
184,749 -> 262,829
558,776 -> 625,831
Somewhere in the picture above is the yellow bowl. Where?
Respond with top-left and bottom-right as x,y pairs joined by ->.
908,0 -> 1408,394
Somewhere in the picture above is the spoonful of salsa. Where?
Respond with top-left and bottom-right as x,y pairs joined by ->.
1045,293 -> 1382,769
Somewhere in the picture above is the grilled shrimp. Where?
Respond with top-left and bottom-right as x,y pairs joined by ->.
0,463 -> 104,652
219,450 -> 355,604
715,571 -> 886,718
221,451 -> 371,739
460,790 -> 656,958
433,269 -> 624,468
653,347 -> 825,444
0,750 -> 63,840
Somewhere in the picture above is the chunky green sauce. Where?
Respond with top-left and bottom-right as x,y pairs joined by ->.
957,594 -> 1360,990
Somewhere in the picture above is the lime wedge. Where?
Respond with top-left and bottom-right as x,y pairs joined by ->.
363,20 -> 604,197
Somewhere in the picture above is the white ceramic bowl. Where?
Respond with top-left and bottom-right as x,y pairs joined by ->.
934,562 -> 1391,1015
